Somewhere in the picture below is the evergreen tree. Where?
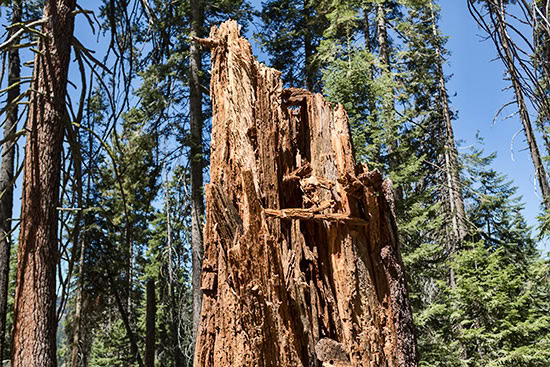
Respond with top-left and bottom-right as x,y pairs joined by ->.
258,0 -> 328,90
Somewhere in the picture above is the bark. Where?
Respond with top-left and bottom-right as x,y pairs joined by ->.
69,236 -> 86,367
10,0 -> 76,366
194,21 -> 417,367
108,274 -> 144,367
190,0 -> 205,343
70,107 -> 95,367
0,0 -> 21,359
429,2 -> 467,287
69,184 -> 88,367
363,7 -> 375,82
164,163 -> 184,366
145,279 -> 156,367
303,0 -> 313,91
376,4 -> 390,67
493,2 -> 550,209
375,4 -> 401,200
471,0 -> 550,208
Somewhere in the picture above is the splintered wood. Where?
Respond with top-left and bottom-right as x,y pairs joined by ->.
194,20 -> 417,367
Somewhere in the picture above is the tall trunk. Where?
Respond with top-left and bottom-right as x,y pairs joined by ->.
69,125 -> 92,367
363,6 -> 375,82
164,164 -> 184,366
430,2 -> 467,287
376,4 -> 390,67
108,275 -> 144,367
303,0 -> 313,91
194,21 -> 417,367
493,0 -> 550,209
376,4 -> 401,200
190,0 -> 205,343
145,279 -> 156,367
0,0 -> 21,359
69,234 -> 86,367
11,0 -> 76,366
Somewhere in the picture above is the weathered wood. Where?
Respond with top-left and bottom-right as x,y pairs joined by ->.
194,20 -> 417,367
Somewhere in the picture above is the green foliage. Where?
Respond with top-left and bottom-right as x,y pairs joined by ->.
462,143 -> 538,262
257,0 -> 328,90
317,1 -> 550,366
6,0 -> 549,365
89,320 -> 137,367
451,242 -> 550,366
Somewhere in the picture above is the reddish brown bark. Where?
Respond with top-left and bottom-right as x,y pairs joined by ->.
11,1 -> 76,366
0,0 -> 21,359
194,21 -> 417,367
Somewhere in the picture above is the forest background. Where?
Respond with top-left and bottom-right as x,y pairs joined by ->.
0,0 -> 548,366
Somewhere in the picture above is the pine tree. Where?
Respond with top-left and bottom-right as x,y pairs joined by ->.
258,0 -> 328,90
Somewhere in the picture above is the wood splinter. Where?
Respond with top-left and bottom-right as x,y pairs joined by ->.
264,208 -> 369,226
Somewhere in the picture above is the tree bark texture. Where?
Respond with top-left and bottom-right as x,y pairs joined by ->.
190,0 -> 205,342
0,0 -> 21,359
69,223 -> 87,367
145,279 -> 156,367
194,21 -> 417,367
10,0 -> 76,366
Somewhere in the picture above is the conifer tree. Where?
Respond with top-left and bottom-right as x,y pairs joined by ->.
258,0 -> 327,90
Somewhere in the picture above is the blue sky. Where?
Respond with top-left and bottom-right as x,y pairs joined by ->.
438,2 -> 549,252
4,0 -> 548,252
245,0 -> 549,252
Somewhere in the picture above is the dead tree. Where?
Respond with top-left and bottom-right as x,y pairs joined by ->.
193,21 -> 417,367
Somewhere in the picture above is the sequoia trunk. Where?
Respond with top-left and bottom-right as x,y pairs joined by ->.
10,0 -> 76,366
194,21 -> 417,367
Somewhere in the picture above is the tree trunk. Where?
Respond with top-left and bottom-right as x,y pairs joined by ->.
430,2 -> 467,287
164,162 -> 184,366
194,21 -> 417,367
189,0 -> 205,343
492,0 -> 550,209
375,4 -> 401,201
303,0 -> 313,91
376,4 -> 390,67
0,0 -> 21,360
145,279 -> 156,367
69,200 -> 88,367
10,0 -> 76,366
108,274 -> 144,367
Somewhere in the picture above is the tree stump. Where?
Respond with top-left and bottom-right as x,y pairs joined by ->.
194,20 -> 417,367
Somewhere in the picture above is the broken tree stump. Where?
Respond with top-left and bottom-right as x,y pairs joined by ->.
194,20 -> 417,367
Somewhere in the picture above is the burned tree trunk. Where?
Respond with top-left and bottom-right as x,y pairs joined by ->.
194,21 -> 417,367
